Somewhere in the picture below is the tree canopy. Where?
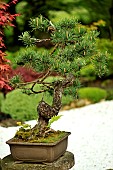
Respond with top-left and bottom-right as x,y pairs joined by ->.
10,15 -> 108,137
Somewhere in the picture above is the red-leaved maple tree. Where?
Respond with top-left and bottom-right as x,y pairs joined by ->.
0,0 -> 19,96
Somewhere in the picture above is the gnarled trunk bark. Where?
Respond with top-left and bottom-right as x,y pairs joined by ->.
36,74 -> 75,136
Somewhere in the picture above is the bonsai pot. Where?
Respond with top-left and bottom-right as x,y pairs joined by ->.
6,132 -> 71,163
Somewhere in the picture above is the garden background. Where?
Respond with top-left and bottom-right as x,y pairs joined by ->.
0,0 -> 113,125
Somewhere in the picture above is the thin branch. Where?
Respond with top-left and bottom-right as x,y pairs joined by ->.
30,88 -> 48,94
30,80 -> 53,94
30,81 -> 37,93
40,69 -> 51,82
12,70 -> 51,87
36,38 -> 51,43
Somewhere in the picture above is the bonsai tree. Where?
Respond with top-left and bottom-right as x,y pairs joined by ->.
11,15 -> 108,141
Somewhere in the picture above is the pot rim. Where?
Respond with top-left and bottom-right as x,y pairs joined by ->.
6,132 -> 71,146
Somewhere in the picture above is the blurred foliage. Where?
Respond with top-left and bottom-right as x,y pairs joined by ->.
5,50 -> 19,69
0,93 -> 4,111
78,87 -> 107,103
106,89 -> 113,100
1,89 -> 38,121
80,64 -> 96,81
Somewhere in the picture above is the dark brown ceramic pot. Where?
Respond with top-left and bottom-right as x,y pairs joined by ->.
6,132 -> 71,163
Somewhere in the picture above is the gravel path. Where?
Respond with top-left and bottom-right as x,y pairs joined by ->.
0,100 -> 113,170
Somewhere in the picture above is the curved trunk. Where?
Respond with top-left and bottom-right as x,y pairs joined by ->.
36,74 -> 75,136
37,81 -> 63,136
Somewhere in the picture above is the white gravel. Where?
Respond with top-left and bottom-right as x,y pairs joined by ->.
0,100 -> 113,170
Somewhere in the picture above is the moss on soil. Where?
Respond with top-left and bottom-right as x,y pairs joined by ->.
13,129 -> 68,143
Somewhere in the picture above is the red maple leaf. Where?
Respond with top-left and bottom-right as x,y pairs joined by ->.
0,0 -> 19,93
0,79 -> 12,90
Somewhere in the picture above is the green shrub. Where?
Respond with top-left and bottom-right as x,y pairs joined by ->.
106,89 -> 113,100
1,89 -> 38,121
78,87 -> 107,103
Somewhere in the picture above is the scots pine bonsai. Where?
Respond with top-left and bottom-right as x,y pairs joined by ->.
12,15 -> 108,140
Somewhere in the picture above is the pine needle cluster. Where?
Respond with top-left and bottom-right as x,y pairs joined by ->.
13,15 -> 108,97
